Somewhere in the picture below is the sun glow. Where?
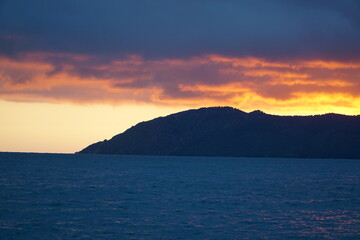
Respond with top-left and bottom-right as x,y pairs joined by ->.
0,100 -> 186,153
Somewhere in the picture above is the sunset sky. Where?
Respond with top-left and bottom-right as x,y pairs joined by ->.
1,0 -> 360,153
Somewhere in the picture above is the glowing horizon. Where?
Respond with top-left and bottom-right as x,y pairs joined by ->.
1,52 -> 360,153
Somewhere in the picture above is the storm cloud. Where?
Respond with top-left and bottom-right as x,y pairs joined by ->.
1,0 -> 360,60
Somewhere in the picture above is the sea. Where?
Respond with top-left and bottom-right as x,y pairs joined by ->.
0,152 -> 359,240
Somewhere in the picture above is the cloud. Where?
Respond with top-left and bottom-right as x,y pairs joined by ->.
1,52 -> 360,114
1,0 -> 360,114
0,0 -> 360,60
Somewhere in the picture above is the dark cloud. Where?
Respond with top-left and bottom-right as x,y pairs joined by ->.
1,0 -> 360,60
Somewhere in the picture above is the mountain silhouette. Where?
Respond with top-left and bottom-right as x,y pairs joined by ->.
78,107 -> 360,159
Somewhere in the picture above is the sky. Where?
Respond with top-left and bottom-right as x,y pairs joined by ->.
1,0 -> 360,153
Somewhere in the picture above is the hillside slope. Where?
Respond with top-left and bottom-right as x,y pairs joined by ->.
78,107 -> 360,159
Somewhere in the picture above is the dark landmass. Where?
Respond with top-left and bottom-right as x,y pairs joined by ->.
78,107 -> 360,159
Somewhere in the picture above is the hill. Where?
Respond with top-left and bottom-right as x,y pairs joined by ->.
78,107 -> 360,159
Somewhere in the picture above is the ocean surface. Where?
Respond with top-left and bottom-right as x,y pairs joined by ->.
0,153 -> 359,240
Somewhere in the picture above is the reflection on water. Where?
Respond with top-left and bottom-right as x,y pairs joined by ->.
0,153 -> 359,239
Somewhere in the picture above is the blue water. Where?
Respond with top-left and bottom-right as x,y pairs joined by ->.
0,153 -> 359,239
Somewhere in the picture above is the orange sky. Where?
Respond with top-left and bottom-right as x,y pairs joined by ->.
1,52 -> 360,152
1,52 -> 360,113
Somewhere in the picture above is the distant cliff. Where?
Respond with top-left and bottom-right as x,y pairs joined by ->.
78,107 -> 360,159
